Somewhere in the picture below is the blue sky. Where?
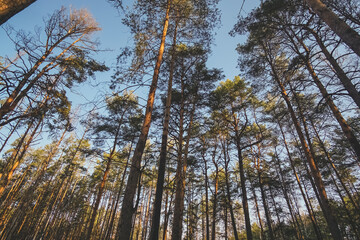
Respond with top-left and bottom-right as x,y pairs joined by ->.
0,0 -> 260,109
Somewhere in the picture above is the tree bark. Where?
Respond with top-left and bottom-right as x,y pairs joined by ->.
211,157 -> 219,240
200,141 -> 210,240
117,1 -> 171,238
0,0 -> 36,25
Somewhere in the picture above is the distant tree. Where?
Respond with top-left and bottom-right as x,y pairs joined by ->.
86,91 -> 141,239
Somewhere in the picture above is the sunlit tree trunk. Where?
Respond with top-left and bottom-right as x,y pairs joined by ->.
149,20 -> 178,240
117,1 -> 171,238
0,0 -> 36,25
0,115 -> 43,196
86,113 -> 125,239
105,142 -> 133,240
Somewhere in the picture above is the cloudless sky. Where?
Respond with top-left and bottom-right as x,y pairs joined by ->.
0,0 -> 260,109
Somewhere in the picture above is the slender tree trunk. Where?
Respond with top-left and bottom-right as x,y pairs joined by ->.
201,143 -> 210,240
263,40 -> 342,239
171,71 -> 186,240
306,26 -> 360,109
255,156 -> 275,240
304,0 -> 360,57
0,122 -> 32,195
86,157 -> 112,240
86,113 -> 125,240
211,161 -> 219,240
310,118 -> 360,211
142,185 -> 153,240
0,0 -> 36,25
0,117 -> 42,195
221,138 -> 239,240
277,120 -> 323,239
274,152 -> 303,240
224,202 -> 228,240
288,30 -> 360,162
162,186 -> 174,240
269,185 -> 285,239
148,21 -> 178,240
250,181 -> 265,239
234,133 -> 252,240
105,142 -> 133,240
117,1 -> 171,238
171,72 -> 197,240
330,169 -> 360,238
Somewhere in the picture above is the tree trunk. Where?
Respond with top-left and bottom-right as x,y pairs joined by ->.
250,181 -> 265,239
233,123 -> 253,240
171,70 -> 186,240
86,113 -> 125,240
148,21 -> 178,240
307,26 -> 360,109
0,117 -> 42,195
274,152 -> 303,240
171,71 -> 197,240
263,41 -> 342,239
105,142 -> 133,240
288,29 -> 360,162
310,118 -> 360,211
304,0 -> 360,57
0,0 -> 36,25
117,1 -> 171,238
211,161 -> 219,240
255,156 -> 275,240
221,138 -> 239,240
201,142 -> 210,240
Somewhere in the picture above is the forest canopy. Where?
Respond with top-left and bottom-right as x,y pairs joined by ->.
0,0 -> 359,239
